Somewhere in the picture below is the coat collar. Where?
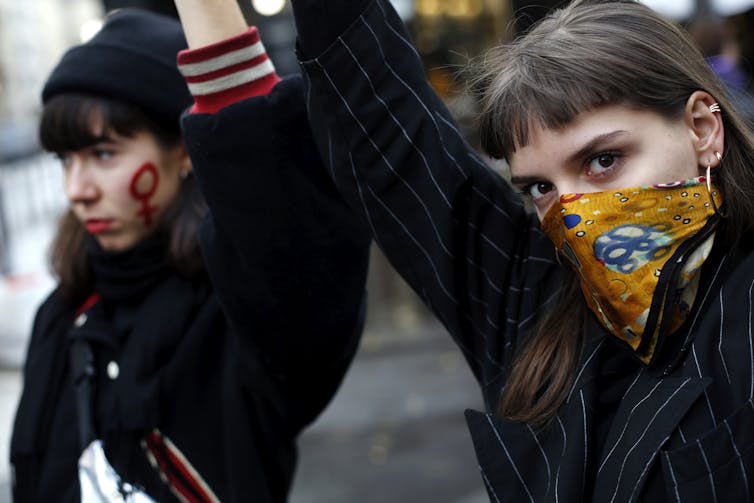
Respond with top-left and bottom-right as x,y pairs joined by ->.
592,372 -> 710,502
465,335 -> 710,502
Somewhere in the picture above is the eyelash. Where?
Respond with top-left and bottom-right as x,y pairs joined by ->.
586,151 -> 623,177
515,150 -> 625,200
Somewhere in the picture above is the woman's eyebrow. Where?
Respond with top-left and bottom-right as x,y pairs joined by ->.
90,133 -> 116,145
567,130 -> 629,164
510,174 -> 541,186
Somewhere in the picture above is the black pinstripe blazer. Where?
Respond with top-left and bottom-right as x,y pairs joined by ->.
294,0 -> 754,500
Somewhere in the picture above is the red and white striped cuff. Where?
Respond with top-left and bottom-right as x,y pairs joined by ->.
177,27 -> 281,114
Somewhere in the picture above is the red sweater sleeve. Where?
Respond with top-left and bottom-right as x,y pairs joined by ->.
177,27 -> 281,114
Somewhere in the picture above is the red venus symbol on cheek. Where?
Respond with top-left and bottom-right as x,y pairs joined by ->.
129,162 -> 160,227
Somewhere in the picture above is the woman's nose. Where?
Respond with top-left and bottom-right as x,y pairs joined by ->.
64,158 -> 99,204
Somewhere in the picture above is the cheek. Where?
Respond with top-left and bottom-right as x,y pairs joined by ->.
129,162 -> 161,227
655,129 -> 700,179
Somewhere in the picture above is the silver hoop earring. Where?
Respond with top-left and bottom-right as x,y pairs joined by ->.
705,153 -> 725,217
709,102 -> 722,113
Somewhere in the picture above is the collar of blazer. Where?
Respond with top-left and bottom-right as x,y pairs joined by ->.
465,335 -> 711,502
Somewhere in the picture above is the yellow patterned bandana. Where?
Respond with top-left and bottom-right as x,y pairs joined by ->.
540,176 -> 723,365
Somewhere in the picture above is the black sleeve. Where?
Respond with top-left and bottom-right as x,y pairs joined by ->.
293,0 -> 564,407
292,0 -> 371,58
181,77 -> 371,429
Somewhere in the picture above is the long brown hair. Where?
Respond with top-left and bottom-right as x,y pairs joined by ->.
472,0 -> 754,426
41,94 -> 207,302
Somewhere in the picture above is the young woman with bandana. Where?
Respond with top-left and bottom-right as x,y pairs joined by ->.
9,8 -> 369,502
183,0 -> 754,500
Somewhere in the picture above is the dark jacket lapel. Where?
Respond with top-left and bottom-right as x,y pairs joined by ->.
465,338 -> 607,502
592,373 -> 710,503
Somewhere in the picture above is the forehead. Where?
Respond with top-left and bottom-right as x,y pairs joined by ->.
507,105 -> 683,172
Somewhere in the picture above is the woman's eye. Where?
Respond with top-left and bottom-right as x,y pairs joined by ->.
526,182 -> 555,199
92,148 -> 114,161
587,153 -> 618,176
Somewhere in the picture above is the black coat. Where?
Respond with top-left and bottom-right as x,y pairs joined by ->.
291,0 -> 754,500
10,77 -> 370,502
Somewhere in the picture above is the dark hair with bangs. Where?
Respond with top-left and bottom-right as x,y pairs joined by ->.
41,94 -> 207,302
40,93 -> 182,153
471,0 -> 754,426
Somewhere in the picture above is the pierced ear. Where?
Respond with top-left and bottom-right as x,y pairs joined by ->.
171,141 -> 193,176
684,90 -> 724,168
180,154 -> 193,176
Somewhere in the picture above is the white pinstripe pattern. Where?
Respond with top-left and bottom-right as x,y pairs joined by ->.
514,287 -> 563,330
480,366 -> 509,389
580,389 -> 588,496
434,113 -> 522,222
362,13 -> 546,294
309,11 -> 562,382
556,415 -> 568,457
375,0 -> 421,59
467,222 -> 511,260
749,279 -> 754,399
621,369 -> 644,401
468,184 -> 516,222
457,309 -> 503,367
300,2 -> 754,499
327,131 -> 336,184
485,414 -> 535,502
465,256 -> 505,296
527,255 -> 558,265
366,10 -> 479,190
566,341 -> 605,403
597,380 -> 663,474
315,56 -> 455,257
313,58 -> 515,370
363,184 -> 458,304
322,35 -> 544,318
359,14 -> 530,266
608,378 -> 693,503
723,419 -> 750,499
555,415 -> 567,503
509,285 -> 535,293
696,439 -> 718,503
692,345 -> 717,427
481,468 -> 501,503
340,29 -> 453,209
718,289 -> 732,383
629,436 -> 669,502
348,153 -> 379,241
663,451 -> 683,503
526,423 -> 552,494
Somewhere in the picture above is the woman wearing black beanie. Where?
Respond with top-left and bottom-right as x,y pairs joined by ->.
10,8 -> 370,502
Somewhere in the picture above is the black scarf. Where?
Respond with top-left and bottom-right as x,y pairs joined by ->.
86,233 -> 171,303
11,233 -> 217,499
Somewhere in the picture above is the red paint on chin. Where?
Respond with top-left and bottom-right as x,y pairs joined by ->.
86,219 -> 113,234
130,162 -> 160,227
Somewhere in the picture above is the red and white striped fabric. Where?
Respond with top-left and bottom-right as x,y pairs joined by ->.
143,429 -> 221,503
177,27 -> 281,114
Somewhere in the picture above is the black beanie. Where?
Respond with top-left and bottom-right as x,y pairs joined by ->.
42,9 -> 191,133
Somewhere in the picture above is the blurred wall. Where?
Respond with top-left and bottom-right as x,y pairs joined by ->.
0,0 -> 103,161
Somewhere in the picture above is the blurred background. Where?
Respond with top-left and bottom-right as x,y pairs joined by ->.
1,0 -> 753,501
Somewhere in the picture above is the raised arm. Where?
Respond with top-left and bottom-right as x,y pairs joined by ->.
291,0 -> 563,405
174,0 -> 247,49
173,0 -> 371,428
